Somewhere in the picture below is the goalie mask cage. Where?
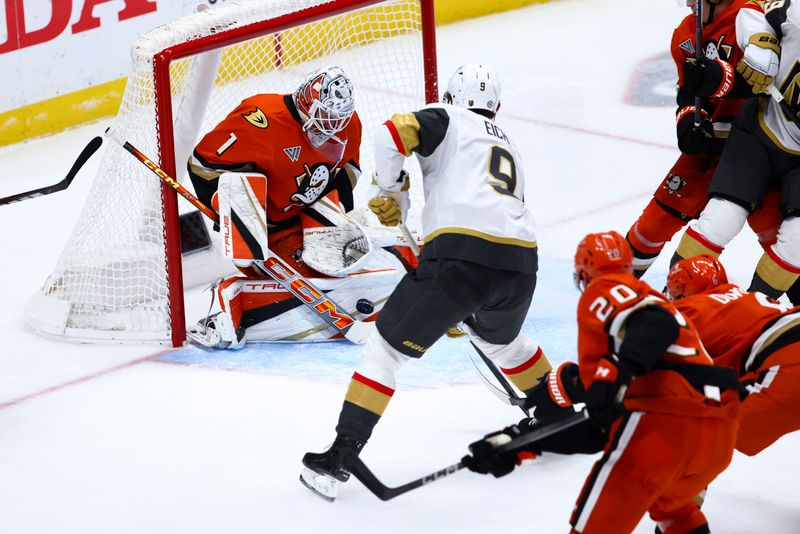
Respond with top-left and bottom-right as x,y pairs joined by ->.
25,0 -> 437,346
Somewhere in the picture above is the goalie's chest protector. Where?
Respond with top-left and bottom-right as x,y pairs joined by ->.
417,104 -> 538,273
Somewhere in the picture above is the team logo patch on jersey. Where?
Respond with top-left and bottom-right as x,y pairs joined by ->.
679,39 -> 694,55
289,163 -> 332,206
664,173 -> 686,197
243,108 -> 269,129
283,146 -> 301,161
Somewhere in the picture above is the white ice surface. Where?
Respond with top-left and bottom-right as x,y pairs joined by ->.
0,0 -> 798,532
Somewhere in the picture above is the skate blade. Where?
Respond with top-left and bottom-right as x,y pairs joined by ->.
186,329 -> 225,349
300,467 -> 339,502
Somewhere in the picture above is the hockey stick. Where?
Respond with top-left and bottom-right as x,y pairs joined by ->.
459,322 -> 529,414
345,410 -> 590,501
399,223 -> 420,257
694,0 -> 703,126
0,136 -> 103,206
469,341 -> 530,417
465,345 -> 528,412
105,127 -> 372,344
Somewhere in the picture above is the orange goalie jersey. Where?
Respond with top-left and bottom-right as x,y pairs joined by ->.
578,273 -> 736,418
190,93 -> 362,224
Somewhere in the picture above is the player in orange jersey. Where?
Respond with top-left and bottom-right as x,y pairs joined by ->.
185,65 -> 412,347
667,255 -> 800,455
625,0 -> 781,278
463,232 -> 741,534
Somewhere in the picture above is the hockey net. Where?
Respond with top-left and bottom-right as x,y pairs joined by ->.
25,0 -> 437,345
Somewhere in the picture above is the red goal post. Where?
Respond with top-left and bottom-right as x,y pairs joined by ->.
25,0 -> 438,347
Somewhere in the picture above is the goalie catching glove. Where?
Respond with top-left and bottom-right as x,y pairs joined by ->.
736,33 -> 780,94
368,170 -> 410,227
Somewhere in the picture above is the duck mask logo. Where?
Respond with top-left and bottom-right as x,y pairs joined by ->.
291,163 -> 333,205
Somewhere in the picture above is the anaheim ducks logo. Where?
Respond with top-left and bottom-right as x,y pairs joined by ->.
664,173 -> 686,197
704,37 -> 732,62
288,163 -> 332,206
242,108 -> 269,129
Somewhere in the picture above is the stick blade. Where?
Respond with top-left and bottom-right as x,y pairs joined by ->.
0,135 -> 103,206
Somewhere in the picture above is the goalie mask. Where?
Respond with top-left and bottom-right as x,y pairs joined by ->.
443,64 -> 501,115
293,65 -> 355,148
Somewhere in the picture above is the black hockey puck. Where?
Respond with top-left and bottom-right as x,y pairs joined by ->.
356,298 -> 375,315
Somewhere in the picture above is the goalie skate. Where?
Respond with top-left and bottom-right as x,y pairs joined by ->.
186,312 -> 245,349
299,467 -> 340,503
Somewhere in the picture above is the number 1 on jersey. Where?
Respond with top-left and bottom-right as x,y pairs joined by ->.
217,133 -> 238,156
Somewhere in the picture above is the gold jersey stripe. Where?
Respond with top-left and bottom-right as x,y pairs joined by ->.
188,159 -> 225,182
424,226 -> 538,248
344,378 -> 393,416
758,98 -> 800,156
503,356 -> 552,391
675,233 -> 721,261
388,112 -> 421,156
755,252 -> 800,291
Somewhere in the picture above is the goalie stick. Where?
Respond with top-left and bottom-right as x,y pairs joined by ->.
0,136 -> 102,206
105,127 -> 373,344
345,410 -> 590,501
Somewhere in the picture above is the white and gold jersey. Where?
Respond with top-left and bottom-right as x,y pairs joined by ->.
374,103 -> 537,273
762,0 -> 800,152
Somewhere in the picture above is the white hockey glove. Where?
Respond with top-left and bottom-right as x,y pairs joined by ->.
737,33 -> 780,94
367,171 -> 410,227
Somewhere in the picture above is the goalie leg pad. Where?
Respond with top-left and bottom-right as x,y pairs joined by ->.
216,172 -> 268,261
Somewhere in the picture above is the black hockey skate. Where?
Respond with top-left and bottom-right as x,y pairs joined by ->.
300,434 -> 365,502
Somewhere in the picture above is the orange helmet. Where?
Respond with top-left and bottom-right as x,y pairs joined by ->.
666,254 -> 727,300
573,231 -> 633,291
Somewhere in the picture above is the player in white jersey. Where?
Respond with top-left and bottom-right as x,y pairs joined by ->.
299,64 -> 575,502
674,0 -> 800,301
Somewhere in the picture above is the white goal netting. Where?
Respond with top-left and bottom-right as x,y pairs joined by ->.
25,0 -> 432,344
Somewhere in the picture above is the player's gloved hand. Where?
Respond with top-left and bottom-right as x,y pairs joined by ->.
368,171 -> 410,227
676,106 -> 724,156
737,34 -> 780,94
462,425 -> 540,478
584,354 -> 634,427
681,56 -> 735,98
